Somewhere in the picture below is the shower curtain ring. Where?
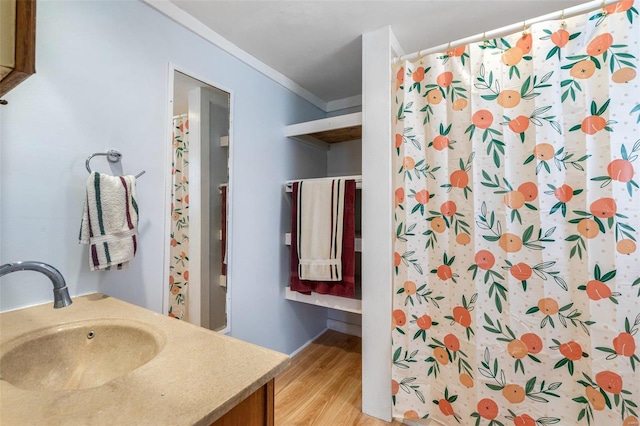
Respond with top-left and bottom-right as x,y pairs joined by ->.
601,0 -> 608,15
522,20 -> 527,35
560,10 -> 566,27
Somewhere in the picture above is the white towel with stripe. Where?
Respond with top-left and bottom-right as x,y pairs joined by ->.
296,179 -> 346,281
80,172 -> 139,271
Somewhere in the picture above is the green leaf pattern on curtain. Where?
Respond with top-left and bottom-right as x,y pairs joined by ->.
169,116 -> 190,320
391,2 -> 640,425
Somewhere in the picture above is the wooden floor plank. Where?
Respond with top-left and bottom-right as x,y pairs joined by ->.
275,330 -> 403,425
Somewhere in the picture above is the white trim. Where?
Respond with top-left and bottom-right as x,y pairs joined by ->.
326,95 -> 362,112
221,78 -> 235,337
161,65 -> 175,318
288,328 -> 328,358
398,0 -> 617,62
142,0 -> 328,112
327,318 -> 361,337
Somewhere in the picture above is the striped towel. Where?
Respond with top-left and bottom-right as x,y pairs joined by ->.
296,179 -> 346,281
80,172 -> 139,271
290,179 -> 356,297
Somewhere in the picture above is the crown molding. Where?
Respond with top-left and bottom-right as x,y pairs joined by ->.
326,95 -> 362,113
142,0 -> 328,111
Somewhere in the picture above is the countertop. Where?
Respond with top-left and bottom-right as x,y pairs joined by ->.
0,293 -> 290,425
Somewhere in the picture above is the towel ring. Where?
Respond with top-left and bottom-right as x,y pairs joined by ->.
85,150 -> 145,178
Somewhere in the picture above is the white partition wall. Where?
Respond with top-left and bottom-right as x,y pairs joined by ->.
362,26 -> 402,422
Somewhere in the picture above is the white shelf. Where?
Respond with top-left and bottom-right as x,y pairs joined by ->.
285,287 -> 362,314
285,112 -> 362,150
285,233 -> 361,252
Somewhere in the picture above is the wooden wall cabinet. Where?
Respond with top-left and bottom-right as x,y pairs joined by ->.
0,0 -> 36,98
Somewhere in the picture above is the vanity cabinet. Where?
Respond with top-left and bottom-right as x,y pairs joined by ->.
212,379 -> 274,426
0,294 -> 289,425
283,112 -> 363,314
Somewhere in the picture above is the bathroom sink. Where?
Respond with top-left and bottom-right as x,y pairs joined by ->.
0,318 -> 165,391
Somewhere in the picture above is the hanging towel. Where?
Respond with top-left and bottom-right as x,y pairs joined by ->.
79,172 -> 139,271
297,179 -> 346,281
290,179 -> 356,297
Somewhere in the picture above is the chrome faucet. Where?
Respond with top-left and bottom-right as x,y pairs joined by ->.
0,261 -> 72,308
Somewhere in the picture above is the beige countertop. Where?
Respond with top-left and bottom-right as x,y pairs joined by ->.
0,293 -> 289,425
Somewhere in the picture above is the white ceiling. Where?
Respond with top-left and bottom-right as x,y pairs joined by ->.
168,1 -> 584,105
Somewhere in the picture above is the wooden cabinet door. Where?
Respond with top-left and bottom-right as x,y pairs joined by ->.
212,379 -> 274,426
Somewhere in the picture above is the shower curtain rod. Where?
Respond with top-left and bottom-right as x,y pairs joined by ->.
396,0 -> 619,62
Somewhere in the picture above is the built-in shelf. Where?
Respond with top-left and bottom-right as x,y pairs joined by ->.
284,114 -> 362,313
285,112 -> 362,150
285,233 -> 362,252
285,287 -> 362,314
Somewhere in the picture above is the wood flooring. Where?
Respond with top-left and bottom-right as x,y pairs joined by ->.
274,330 -> 404,426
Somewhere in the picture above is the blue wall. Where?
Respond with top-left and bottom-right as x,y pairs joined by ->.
0,0 -> 328,354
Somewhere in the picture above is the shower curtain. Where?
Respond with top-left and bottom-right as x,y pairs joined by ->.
169,115 -> 190,320
392,2 -> 639,425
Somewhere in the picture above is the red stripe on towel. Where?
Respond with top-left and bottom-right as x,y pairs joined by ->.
119,177 -> 135,230
119,176 -> 137,255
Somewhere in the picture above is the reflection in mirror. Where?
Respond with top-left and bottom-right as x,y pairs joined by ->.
168,70 -> 230,332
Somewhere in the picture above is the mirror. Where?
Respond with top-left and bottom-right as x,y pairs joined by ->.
167,70 -> 231,333
0,0 -> 35,98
